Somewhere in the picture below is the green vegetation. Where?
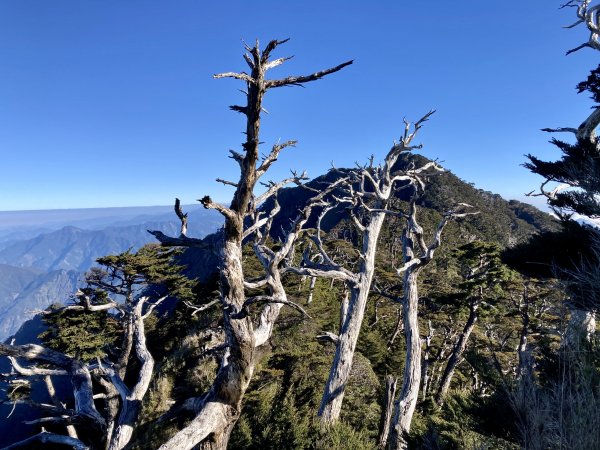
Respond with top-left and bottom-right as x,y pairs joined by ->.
3,6 -> 600,448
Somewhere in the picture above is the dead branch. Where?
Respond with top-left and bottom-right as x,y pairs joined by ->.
174,198 -> 188,237
198,196 -> 236,221
541,126 -> 578,134
0,398 -> 73,416
216,179 -> 238,188
56,290 -> 121,313
182,299 -> 220,317
7,356 -> 67,376
316,331 -> 339,344
253,171 -> 307,208
147,230 -> 209,249
265,60 -> 353,89
142,295 -> 169,319
0,431 -> 89,450
243,278 -> 269,290
257,140 -> 298,177
0,343 -> 105,430
212,72 -> 255,84
235,295 -> 310,319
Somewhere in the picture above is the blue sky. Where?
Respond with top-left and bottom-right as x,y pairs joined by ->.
0,1 -> 597,211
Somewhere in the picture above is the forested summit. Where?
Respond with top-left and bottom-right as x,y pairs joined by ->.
177,153 -> 557,287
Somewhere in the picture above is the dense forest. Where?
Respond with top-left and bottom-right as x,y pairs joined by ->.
2,3 -> 600,449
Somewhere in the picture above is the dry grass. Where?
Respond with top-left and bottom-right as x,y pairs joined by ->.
509,345 -> 600,450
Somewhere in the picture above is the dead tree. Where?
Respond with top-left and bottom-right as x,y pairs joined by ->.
0,342 -> 104,449
434,241 -> 507,405
421,320 -> 434,399
513,281 -> 551,378
526,1 -> 600,338
149,40 -> 352,450
434,295 -> 480,406
562,0 -> 600,57
0,247 -> 179,450
427,324 -> 457,395
389,193 -> 476,450
378,374 -> 398,450
285,112 -> 441,426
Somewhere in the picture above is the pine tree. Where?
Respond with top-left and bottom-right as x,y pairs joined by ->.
525,64 -> 600,219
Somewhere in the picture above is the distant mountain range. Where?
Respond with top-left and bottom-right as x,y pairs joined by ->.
0,205 -> 223,340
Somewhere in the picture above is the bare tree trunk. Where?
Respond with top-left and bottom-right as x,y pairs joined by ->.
340,289 -> 349,327
44,375 -> 79,439
292,112 -> 440,427
307,275 -> 317,304
117,316 -> 134,379
421,321 -> 434,399
387,197 -> 474,450
198,420 -> 235,450
97,377 -> 119,450
516,304 -> 530,379
318,212 -> 386,425
108,301 -> 156,450
390,269 -> 422,450
564,307 -> 596,348
378,375 -> 397,450
435,300 -> 479,406
156,40 -> 352,450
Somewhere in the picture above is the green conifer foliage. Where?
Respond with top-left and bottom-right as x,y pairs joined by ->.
39,301 -> 120,361
39,244 -> 195,361
525,64 -> 600,218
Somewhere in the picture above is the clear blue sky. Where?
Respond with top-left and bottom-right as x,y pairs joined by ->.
0,1 -> 597,211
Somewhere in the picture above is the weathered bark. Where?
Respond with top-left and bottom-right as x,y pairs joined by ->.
388,193 -> 475,450
1,431 -> 89,450
44,375 -> 79,439
157,40 -> 352,450
378,375 -> 398,450
108,299 -> 155,450
117,315 -> 134,379
316,112 -> 440,425
198,420 -> 236,450
0,344 -> 105,427
421,321 -> 434,399
564,307 -> 596,348
159,400 -> 232,450
319,212 -> 386,424
435,300 -> 479,405
516,301 -> 531,379
96,377 -> 119,450
390,269 -> 422,450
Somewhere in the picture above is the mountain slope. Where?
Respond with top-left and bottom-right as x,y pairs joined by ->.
0,209 -> 223,340
0,216 -> 221,273
0,264 -> 40,302
263,154 -> 558,246
0,267 -> 79,340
